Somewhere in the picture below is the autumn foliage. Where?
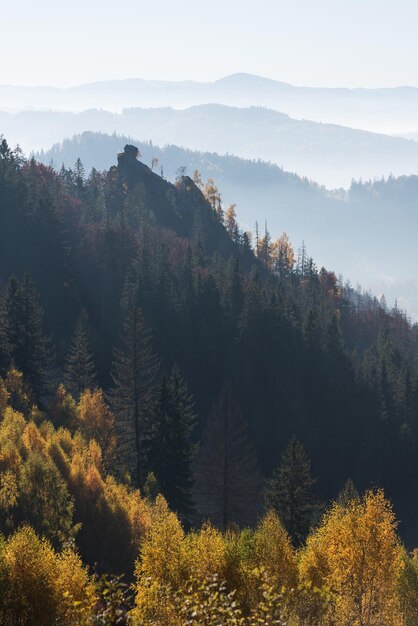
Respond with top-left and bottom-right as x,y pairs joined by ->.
0,371 -> 417,624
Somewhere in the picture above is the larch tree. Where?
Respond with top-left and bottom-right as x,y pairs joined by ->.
204,178 -> 223,222
225,204 -> 239,243
265,436 -> 317,545
64,309 -> 97,399
271,232 -> 295,278
110,304 -> 159,487
194,385 -> 262,530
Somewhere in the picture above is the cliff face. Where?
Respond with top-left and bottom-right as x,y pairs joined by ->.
116,143 -> 253,264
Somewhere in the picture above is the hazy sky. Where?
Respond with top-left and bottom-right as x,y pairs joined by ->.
3,0 -> 418,88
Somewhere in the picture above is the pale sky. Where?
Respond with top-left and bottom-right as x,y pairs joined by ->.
3,0 -> 418,88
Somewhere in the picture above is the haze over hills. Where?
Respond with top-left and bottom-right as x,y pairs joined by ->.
5,104 -> 418,187
400,131 -> 418,142
36,131 -> 418,320
3,73 -> 418,134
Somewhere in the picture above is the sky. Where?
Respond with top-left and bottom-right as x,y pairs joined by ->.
3,0 -> 418,88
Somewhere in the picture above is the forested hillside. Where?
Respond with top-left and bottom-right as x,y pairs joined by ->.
37,131 -> 418,320
2,136 -> 418,623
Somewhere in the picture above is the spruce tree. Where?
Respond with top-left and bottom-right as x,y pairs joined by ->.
64,309 -> 97,398
151,365 -> 196,521
4,275 -> 51,397
110,304 -> 159,487
74,157 -> 85,199
194,385 -> 262,529
265,436 -> 316,545
0,288 -> 11,373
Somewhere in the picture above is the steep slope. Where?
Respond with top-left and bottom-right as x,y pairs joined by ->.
37,132 -> 418,320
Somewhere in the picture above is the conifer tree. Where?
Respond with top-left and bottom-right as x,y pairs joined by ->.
64,310 -> 97,398
194,385 -> 262,529
0,288 -> 11,374
337,478 -> 360,506
265,436 -> 316,545
151,365 -> 196,521
225,204 -> 239,242
74,157 -> 85,199
4,275 -> 51,398
110,304 -> 159,486
227,258 -> 244,328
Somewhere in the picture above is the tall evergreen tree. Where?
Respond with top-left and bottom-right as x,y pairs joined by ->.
0,288 -> 11,373
4,275 -> 51,397
265,436 -> 317,545
63,309 -> 97,398
194,385 -> 262,529
110,304 -> 159,486
151,365 -> 196,521
74,157 -> 85,199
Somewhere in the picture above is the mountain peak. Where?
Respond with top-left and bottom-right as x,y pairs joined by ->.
216,73 -> 291,88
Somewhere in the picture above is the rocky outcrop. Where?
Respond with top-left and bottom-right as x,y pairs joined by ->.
116,144 -> 255,267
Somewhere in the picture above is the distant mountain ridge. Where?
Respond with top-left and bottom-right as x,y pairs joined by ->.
3,73 -> 418,133
5,104 -> 418,187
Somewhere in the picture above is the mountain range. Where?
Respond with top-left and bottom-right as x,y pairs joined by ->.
4,73 -> 418,134
4,104 -> 418,187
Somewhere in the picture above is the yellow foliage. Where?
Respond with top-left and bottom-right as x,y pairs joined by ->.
76,388 -> 115,457
3,525 -> 58,624
3,368 -> 34,415
50,383 -> 77,427
183,523 -> 227,581
140,494 -> 185,585
0,376 -> 152,573
299,490 -> 405,626
104,475 -> 151,549
0,379 -> 9,417
2,526 -> 96,625
0,407 -> 26,448
133,495 -> 185,622
225,203 -> 239,239
21,421 -> 46,456
399,550 -> 418,626
0,470 -> 18,513
55,548 -> 97,625
271,232 -> 295,274
252,510 -> 298,590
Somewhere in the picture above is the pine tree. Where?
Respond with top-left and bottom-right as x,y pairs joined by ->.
64,310 -> 97,398
194,385 -> 262,529
4,275 -> 51,397
110,304 -> 159,486
151,365 -> 196,521
265,436 -> 316,545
